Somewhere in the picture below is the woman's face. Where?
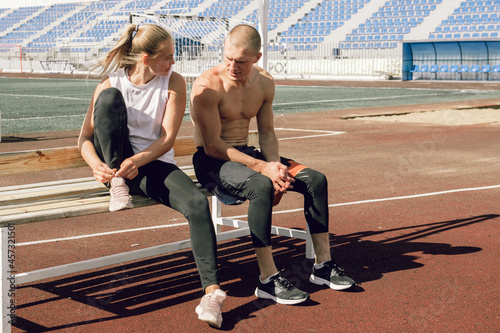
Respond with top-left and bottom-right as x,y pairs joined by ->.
147,38 -> 176,76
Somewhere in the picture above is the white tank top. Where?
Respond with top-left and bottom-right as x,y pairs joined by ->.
109,68 -> 175,164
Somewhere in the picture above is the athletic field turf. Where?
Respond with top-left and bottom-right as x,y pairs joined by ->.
1,76 -> 499,135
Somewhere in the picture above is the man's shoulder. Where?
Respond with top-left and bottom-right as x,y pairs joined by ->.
197,64 -> 223,82
192,66 -> 224,95
253,66 -> 274,86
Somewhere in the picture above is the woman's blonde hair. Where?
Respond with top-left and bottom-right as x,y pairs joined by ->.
89,23 -> 172,77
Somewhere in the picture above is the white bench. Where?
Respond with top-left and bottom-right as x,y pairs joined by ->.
0,132 -> 313,332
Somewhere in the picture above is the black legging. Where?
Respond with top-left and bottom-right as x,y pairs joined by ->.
93,87 -> 219,291
193,146 -> 329,248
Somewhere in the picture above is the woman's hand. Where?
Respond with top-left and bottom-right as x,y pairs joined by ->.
92,162 -> 116,183
115,158 -> 139,180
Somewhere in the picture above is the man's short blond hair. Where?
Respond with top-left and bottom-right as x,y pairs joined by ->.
225,24 -> 261,54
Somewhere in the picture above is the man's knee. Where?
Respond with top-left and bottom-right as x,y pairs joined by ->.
246,174 -> 274,199
298,168 -> 328,192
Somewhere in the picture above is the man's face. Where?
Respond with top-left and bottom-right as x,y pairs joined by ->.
223,42 -> 261,81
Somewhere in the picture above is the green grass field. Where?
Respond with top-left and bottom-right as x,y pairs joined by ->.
1,76 -> 499,135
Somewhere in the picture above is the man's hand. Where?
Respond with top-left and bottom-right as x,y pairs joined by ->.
261,161 -> 295,193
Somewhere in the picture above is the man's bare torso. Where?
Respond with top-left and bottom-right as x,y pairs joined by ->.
192,64 -> 268,147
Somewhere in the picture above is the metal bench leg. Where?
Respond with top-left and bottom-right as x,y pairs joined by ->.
211,196 -> 223,234
305,225 -> 314,260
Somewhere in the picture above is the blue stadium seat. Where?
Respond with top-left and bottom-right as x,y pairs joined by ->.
492,65 -> 500,77
459,64 -> 469,73
480,64 -> 491,80
450,65 -> 459,76
470,65 -> 480,73
480,64 -> 491,73
419,64 -> 429,72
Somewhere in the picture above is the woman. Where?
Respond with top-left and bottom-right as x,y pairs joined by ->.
78,24 -> 225,328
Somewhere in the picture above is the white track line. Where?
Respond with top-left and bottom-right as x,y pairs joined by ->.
275,127 -> 345,140
17,222 -> 189,247
17,184 -> 500,247
0,93 -> 87,100
3,114 -> 84,121
273,92 -> 463,106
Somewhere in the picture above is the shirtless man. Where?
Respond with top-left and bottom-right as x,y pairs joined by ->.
190,25 -> 355,309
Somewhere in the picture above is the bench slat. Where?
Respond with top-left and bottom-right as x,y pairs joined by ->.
0,172 -> 199,205
0,180 -> 105,204
0,178 -> 210,226
0,197 -> 159,225
0,132 -> 258,177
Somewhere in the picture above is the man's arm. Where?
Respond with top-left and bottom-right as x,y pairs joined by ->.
190,76 -> 268,173
255,74 -> 294,191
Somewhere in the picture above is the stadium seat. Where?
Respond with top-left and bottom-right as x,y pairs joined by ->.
479,64 -> 491,80
470,64 -> 480,79
491,65 -> 500,78
436,64 -> 448,79
410,64 -> 419,72
429,64 -> 438,79
439,64 -> 448,73
449,65 -> 459,79
480,64 -> 491,73
458,64 -> 469,73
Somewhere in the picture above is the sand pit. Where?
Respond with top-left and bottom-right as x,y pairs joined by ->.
354,108 -> 500,126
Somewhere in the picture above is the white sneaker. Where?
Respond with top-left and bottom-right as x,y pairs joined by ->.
195,289 -> 226,328
109,177 -> 133,212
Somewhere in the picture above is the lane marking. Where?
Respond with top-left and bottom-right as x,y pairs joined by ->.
275,127 -> 345,140
273,92 -> 464,107
0,93 -> 87,101
2,114 -> 84,121
17,184 -> 500,247
17,222 -> 189,246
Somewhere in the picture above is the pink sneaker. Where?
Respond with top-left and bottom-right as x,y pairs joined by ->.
195,289 -> 226,328
109,177 -> 133,212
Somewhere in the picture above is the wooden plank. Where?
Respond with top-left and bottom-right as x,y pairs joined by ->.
0,176 -> 97,192
0,181 -> 105,204
0,195 -> 159,226
0,171 -> 198,205
0,147 -> 85,176
0,183 -> 210,226
0,132 -> 258,177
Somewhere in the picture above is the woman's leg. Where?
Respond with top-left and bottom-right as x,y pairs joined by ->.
133,161 -> 219,291
93,88 -> 135,211
93,87 -> 134,169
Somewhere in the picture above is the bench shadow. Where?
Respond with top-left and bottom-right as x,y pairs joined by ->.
13,214 -> 496,332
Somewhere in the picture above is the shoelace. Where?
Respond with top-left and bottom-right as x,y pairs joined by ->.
275,276 -> 295,291
325,261 -> 346,277
110,184 -> 129,198
205,293 -> 222,311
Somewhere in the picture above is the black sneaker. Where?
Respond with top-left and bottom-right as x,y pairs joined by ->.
255,272 -> 309,305
309,260 -> 356,290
